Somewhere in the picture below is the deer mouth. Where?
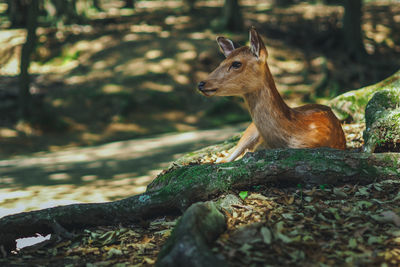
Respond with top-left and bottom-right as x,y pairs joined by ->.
199,88 -> 218,96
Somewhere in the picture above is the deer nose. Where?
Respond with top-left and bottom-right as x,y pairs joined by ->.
198,81 -> 206,90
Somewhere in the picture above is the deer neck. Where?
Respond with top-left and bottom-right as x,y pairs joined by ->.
243,64 -> 294,147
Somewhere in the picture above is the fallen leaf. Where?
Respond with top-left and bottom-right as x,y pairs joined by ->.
239,191 -> 249,200
107,247 -> 122,258
348,238 -> 357,249
284,195 -> 295,205
260,227 -> 272,245
247,193 -> 268,201
380,211 -> 400,227
356,201 -> 373,209
281,213 -> 294,220
355,187 -> 369,196
333,187 -> 347,198
371,211 -> 400,226
354,226 -> 369,238
304,196 -> 313,203
289,250 -> 305,260
239,243 -> 253,256
144,257 -> 155,264
367,235 -> 383,245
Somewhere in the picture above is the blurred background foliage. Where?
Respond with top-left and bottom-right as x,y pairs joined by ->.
0,0 -> 399,157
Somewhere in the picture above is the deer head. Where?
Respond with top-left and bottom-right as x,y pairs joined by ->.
198,27 -> 269,97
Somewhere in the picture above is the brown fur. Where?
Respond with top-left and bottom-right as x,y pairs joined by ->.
199,30 -> 346,162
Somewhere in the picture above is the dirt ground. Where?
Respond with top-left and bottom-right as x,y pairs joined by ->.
0,124 -> 244,218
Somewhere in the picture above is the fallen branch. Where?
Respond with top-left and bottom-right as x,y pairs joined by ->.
1,148 -> 399,252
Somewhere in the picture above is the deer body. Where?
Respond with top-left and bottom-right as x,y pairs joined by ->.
198,28 -> 346,162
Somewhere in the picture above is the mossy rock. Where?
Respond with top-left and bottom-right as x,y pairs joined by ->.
329,70 -> 400,122
363,88 -> 400,153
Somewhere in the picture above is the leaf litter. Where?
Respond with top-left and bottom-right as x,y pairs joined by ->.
1,217 -> 177,266
214,179 -> 400,266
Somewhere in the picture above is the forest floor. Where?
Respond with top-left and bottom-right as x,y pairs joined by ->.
3,122 -> 400,267
0,124 -> 244,218
0,1 -> 400,265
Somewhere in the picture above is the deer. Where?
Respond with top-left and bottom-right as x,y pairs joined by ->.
197,27 -> 346,163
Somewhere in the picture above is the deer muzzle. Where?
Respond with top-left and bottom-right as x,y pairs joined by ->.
197,81 -> 218,96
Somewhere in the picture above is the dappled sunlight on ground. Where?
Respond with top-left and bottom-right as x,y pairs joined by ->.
0,125 -> 245,218
1,1 -> 399,156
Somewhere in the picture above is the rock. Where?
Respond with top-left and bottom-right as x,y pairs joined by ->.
329,70 -> 400,122
363,88 -> 400,153
156,201 -> 228,267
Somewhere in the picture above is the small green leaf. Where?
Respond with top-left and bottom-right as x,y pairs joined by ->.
356,201 -> 373,209
348,238 -> 357,249
239,191 -> 248,200
367,235 -> 383,245
319,184 -> 328,191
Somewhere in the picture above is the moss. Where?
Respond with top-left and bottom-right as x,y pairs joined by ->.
363,88 -> 400,153
148,166 -> 190,190
378,154 -> 400,175
329,70 -> 400,122
280,149 -> 318,168
149,148 -> 399,206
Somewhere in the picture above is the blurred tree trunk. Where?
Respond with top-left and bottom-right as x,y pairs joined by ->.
6,0 -> 28,28
222,0 -> 243,32
19,0 -> 39,120
183,0 -> 196,13
272,0 -> 295,7
343,0 -> 365,59
124,0 -> 135,8
49,0 -> 80,24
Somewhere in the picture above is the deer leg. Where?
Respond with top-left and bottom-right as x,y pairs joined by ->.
219,123 -> 262,163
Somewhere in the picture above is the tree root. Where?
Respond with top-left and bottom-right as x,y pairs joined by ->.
1,148 -> 399,252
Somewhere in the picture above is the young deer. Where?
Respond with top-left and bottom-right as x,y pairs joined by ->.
198,27 -> 346,162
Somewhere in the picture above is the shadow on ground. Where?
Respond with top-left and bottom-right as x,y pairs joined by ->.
2,1 -> 399,157
0,124 -> 245,218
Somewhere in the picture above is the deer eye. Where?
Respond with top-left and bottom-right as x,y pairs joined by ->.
231,61 -> 242,69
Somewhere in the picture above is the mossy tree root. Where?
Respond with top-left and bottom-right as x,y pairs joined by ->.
1,148 -> 399,252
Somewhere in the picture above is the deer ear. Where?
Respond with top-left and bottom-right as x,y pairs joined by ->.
216,37 -> 235,57
249,27 -> 268,61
